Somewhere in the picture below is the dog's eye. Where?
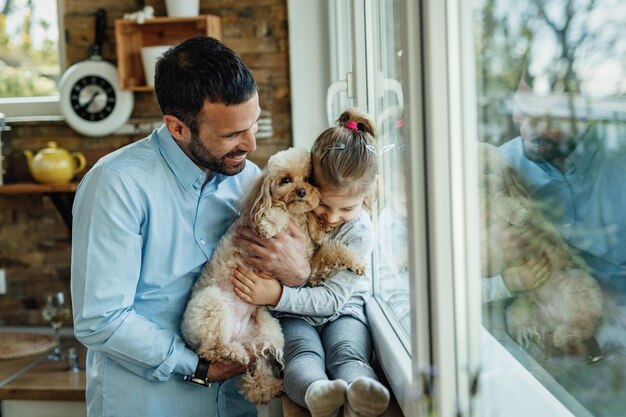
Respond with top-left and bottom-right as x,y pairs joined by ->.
304,177 -> 311,183
280,177 -> 292,184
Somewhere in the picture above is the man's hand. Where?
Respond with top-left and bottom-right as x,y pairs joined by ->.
206,349 -> 259,382
232,221 -> 311,287
230,267 -> 282,306
206,359 -> 248,382
502,253 -> 551,293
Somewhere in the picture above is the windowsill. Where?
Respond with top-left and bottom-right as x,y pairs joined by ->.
366,298 -> 418,417
3,116 -> 164,133
0,96 -> 62,120
3,116 -> 66,125
482,302 -> 594,417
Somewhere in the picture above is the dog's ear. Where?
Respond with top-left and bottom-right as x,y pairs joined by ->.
240,172 -> 275,226
306,211 -> 330,244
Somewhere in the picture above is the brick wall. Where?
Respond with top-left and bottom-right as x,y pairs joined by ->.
0,0 -> 291,326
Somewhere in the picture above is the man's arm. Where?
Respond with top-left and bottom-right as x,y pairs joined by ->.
71,167 -> 200,380
71,167 -> 252,382
232,221 -> 311,287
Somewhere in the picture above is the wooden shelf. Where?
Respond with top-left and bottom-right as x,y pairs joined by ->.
115,15 -> 222,91
0,182 -> 78,194
0,183 -> 78,231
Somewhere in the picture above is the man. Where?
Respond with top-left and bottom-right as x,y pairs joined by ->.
503,85 -> 626,291
491,79 -> 626,348
71,36 -> 311,417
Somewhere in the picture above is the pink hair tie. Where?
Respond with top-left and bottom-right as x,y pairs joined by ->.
345,120 -> 359,131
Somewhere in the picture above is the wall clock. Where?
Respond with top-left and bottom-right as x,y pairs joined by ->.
59,9 -> 134,137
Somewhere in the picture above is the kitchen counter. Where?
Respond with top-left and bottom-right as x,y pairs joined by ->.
0,355 -> 37,385
0,338 -> 85,401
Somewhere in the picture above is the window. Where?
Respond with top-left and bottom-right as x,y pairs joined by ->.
0,0 -> 63,117
326,0 -> 626,415
476,0 -> 626,416
326,1 -> 430,415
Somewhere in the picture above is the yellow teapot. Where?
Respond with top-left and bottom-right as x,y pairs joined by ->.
23,141 -> 87,184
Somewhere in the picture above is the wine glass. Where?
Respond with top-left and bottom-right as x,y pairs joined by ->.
42,291 -> 71,361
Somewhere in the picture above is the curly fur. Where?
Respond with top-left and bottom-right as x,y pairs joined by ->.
479,142 -> 603,353
181,147 -> 365,404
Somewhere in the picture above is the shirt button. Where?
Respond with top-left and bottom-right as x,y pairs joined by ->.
200,239 -> 206,245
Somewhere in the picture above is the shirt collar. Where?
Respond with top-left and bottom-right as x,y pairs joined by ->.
562,125 -> 600,175
154,124 -> 206,190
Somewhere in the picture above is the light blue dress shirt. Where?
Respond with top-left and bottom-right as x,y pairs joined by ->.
71,125 -> 260,417
499,126 -> 626,299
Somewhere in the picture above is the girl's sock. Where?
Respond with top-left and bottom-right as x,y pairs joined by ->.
305,379 -> 348,417
344,377 -> 390,417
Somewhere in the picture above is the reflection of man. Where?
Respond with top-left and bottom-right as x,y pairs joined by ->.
503,91 -> 626,291
491,83 -> 626,348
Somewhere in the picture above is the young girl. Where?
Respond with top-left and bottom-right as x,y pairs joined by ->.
230,109 -> 390,417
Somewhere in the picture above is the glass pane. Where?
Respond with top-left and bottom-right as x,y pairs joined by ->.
476,0 -> 626,415
328,0 -> 354,118
371,0 -> 411,341
0,0 -> 60,98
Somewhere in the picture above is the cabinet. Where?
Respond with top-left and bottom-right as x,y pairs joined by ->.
114,15 -> 222,91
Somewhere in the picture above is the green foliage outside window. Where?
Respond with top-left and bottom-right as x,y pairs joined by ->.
0,1 -> 60,98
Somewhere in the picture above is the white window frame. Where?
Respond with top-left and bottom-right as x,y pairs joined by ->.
418,0 -> 482,415
428,0 -> 597,416
0,0 -> 65,120
354,0 -> 434,415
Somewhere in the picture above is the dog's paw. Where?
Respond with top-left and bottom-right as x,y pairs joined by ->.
255,207 -> 289,239
202,342 -> 250,366
241,370 -> 284,404
228,344 -> 251,365
348,260 -> 366,276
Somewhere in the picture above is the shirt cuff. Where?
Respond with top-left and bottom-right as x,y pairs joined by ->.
482,274 -> 513,302
173,347 -> 200,376
271,285 -> 294,311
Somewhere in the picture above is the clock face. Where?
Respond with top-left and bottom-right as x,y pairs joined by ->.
70,75 -> 116,121
59,61 -> 134,137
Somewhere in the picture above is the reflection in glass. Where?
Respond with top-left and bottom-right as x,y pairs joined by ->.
476,0 -> 626,414
370,0 -> 411,340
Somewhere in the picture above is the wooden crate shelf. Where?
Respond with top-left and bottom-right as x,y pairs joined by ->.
115,15 -> 222,91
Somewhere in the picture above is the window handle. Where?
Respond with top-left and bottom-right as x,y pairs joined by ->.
326,72 -> 354,125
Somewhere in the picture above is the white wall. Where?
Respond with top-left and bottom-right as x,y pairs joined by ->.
287,0 -> 331,149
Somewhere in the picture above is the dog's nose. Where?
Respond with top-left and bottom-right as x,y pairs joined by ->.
296,188 -> 307,198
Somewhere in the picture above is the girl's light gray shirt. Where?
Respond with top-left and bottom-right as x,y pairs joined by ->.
271,209 -> 373,326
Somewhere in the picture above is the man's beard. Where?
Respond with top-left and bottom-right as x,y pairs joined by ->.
189,131 -> 247,176
521,137 -> 574,163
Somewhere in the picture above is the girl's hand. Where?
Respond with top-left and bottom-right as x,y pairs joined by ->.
230,267 -> 283,306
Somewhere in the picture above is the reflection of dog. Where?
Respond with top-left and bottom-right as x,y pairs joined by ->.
479,143 -> 603,352
181,147 -> 364,404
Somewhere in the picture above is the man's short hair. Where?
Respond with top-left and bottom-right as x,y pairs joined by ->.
155,36 -> 257,134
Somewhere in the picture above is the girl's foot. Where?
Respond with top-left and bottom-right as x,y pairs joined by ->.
305,379 -> 348,417
344,377 -> 390,417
